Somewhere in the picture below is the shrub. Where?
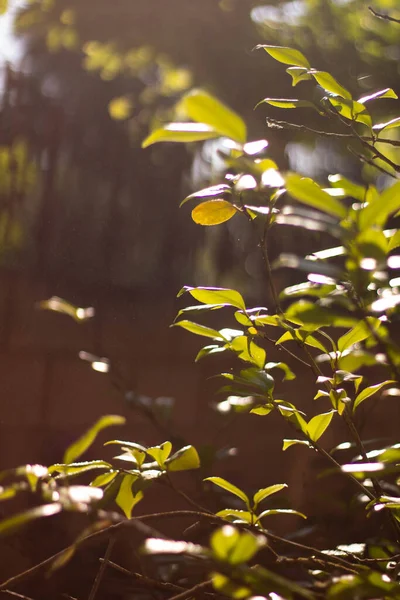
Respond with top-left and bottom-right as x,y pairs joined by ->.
2,8 -> 400,600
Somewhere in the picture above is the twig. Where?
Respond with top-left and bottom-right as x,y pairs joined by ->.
266,118 -> 400,147
369,6 -> 400,24
168,580 -> 213,600
0,511 -> 216,591
88,536 -> 115,600
1,592 -> 36,600
101,559 -> 184,593
348,147 -> 398,179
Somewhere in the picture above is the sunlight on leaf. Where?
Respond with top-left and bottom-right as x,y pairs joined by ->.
63,415 -> 125,464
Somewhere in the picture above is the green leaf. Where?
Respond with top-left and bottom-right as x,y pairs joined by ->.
104,440 -> 147,452
216,509 -> 253,524
373,117 -> 400,132
307,410 -> 335,442
205,477 -> 249,507
310,70 -> 351,100
286,66 -> 312,86
48,461 -> 112,477
282,439 -> 312,451
115,474 -> 143,518
172,320 -> 226,341
142,123 -> 219,148
358,88 -> 398,104
266,361 -> 296,381
328,174 -> 366,201
146,442 -> 172,468
353,381 -> 396,412
258,45 -> 310,68
250,404 -> 274,416
178,89 -> 247,144
388,230 -> 400,252
195,344 -> 227,362
230,336 -> 266,369
90,471 -> 118,488
253,484 -> 287,508
360,182 -> 400,230
0,1 -> 8,15
258,508 -> 307,520
211,573 -> 250,600
228,532 -> 261,565
0,503 -> 62,536
166,445 -> 200,471
63,415 -> 126,464
285,174 -> 347,219
257,98 -> 315,110
338,318 -> 381,352
277,402 -> 308,434
285,301 -> 357,328
180,286 -> 246,311
328,97 -> 372,128
180,184 -> 232,207
211,525 -> 239,560
191,200 -> 238,226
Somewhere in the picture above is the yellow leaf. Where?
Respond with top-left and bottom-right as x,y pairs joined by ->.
191,200 -> 238,226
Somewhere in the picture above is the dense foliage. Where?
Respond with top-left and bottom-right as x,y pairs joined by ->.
2,2 -> 400,600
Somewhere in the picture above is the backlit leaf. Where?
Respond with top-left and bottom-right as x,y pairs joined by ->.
0,503 -> 62,535
205,477 -> 249,507
258,45 -> 310,69
282,439 -> 312,451
142,123 -> 219,148
286,66 -> 312,86
358,88 -> 398,104
216,509 -> 253,524
373,117 -> 400,132
338,318 -> 381,352
353,381 -> 396,412
166,445 -> 200,471
178,89 -> 247,144
115,474 -> 143,518
173,320 -> 226,341
286,174 -> 347,219
253,484 -> 287,508
191,200 -> 238,226
310,71 -> 351,100
307,411 -> 335,442
63,415 -> 126,464
180,184 -> 232,207
257,98 -> 315,110
328,97 -> 372,128
180,286 -> 246,311
258,509 -> 306,520
146,442 -> 172,467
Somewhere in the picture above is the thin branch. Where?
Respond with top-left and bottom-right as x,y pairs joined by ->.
101,559 -> 184,593
168,580 -> 213,600
348,147 -> 399,179
0,511 -> 218,592
369,6 -> 400,24
266,118 -> 400,147
1,592 -> 36,600
88,536 -> 115,600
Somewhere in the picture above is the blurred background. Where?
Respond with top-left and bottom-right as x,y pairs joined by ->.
0,0 -> 399,592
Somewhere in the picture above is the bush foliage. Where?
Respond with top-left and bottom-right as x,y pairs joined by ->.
2,4 -> 400,600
